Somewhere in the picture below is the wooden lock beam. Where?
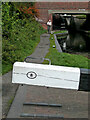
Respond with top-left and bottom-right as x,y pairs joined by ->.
12,62 -> 81,90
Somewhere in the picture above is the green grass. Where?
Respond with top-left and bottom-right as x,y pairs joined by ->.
44,31 -> 90,69
2,19 -> 47,74
2,64 -> 12,75
76,15 -> 86,19
53,30 -> 68,34
7,96 -> 14,114
8,97 -> 14,107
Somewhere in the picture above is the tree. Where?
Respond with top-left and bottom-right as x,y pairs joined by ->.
14,2 -> 39,18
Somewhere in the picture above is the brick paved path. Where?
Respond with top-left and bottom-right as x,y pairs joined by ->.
7,33 -> 88,119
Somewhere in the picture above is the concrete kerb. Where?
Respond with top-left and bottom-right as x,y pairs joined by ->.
54,31 -> 68,53
54,32 -> 90,91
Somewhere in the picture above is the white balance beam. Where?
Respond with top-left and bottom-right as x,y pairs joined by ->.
12,62 -> 80,90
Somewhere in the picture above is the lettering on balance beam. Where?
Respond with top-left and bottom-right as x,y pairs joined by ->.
12,62 -> 80,90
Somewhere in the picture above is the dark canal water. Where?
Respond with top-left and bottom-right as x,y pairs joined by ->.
57,32 -> 90,58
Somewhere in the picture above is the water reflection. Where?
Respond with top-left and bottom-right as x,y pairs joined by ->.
57,32 -> 90,53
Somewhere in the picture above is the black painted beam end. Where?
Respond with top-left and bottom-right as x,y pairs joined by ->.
79,68 -> 90,92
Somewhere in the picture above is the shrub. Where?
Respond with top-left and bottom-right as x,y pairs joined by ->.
2,2 -> 46,74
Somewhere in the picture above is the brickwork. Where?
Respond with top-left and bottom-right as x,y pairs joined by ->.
36,2 -> 88,10
35,2 -> 89,29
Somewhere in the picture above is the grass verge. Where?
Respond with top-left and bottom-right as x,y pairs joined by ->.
53,30 -> 68,34
44,31 -> 90,69
76,15 -> 86,19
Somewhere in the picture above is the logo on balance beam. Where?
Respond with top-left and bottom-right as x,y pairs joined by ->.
26,72 -> 37,79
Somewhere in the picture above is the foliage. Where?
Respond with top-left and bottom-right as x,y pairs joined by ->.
80,15 -> 90,30
44,32 -> 90,69
2,2 -> 20,38
53,30 -> 68,34
76,15 -> 86,19
19,4 -> 39,17
2,2 -> 39,38
2,2 -> 46,74
14,2 -> 39,18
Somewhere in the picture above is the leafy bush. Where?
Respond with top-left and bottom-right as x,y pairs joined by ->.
2,2 -> 46,74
